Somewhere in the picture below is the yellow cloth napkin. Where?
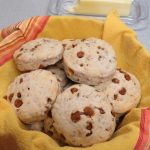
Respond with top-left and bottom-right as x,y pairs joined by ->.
0,12 -> 150,150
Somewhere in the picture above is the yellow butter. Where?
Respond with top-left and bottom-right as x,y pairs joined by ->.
68,0 -> 132,16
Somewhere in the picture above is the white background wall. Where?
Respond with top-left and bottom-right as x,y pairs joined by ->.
0,0 -> 150,50
0,0 -> 50,28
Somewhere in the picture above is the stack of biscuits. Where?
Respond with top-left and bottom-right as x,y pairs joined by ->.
4,38 -> 141,147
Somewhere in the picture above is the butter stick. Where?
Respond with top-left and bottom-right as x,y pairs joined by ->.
68,0 -> 132,16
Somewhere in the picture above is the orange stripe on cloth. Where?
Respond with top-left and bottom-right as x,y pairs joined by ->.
24,17 -> 38,38
0,30 -> 25,53
0,18 -> 39,55
0,38 -> 25,65
25,16 -> 49,40
0,35 -> 25,57
0,16 -> 49,66
134,107 -> 150,150
1,21 -> 22,38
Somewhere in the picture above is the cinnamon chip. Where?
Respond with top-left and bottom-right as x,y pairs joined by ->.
14,99 -> 23,108
119,87 -> 126,95
70,87 -> 78,94
72,44 -> 77,48
3,95 -> 7,100
86,122 -> 93,130
83,107 -> 94,117
105,127 -> 111,131
112,78 -> 119,84
20,48 -> 23,51
20,78 -> 23,83
124,74 -> 131,81
86,131 -> 92,136
16,53 -> 22,58
71,111 -> 81,123
77,51 -> 84,58
98,56 -> 102,61
99,108 -> 105,114
9,93 -> 14,102
34,44 -> 40,48
114,94 -> 118,100
47,98 -> 52,103
80,64 -> 84,67
62,44 -> 66,48
17,92 -> 21,98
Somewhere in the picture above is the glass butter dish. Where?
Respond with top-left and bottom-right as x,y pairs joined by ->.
48,0 -> 149,30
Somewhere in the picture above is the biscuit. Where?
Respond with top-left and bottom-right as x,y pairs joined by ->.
47,66 -> 68,89
62,39 -> 82,51
13,38 -> 63,72
63,38 -> 116,85
6,69 -> 60,124
44,110 -> 66,145
106,69 -> 141,114
52,84 -> 116,146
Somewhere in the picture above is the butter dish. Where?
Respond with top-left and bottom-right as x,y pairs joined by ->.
68,0 -> 132,17
48,0 -> 149,30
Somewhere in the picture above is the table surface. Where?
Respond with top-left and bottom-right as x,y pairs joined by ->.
0,0 -> 150,51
